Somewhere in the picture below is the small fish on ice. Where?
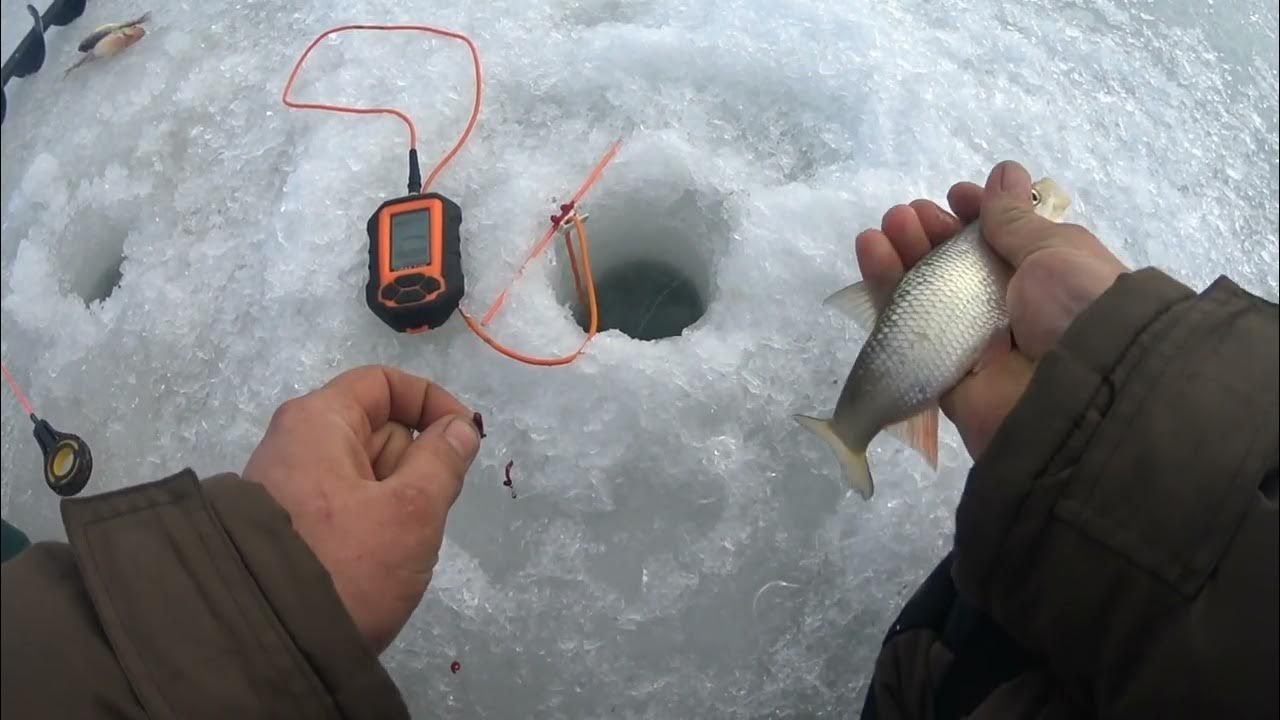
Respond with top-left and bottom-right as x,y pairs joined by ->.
64,11 -> 151,78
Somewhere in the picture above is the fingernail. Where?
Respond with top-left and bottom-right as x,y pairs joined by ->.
444,417 -> 480,461
987,161 -> 1030,196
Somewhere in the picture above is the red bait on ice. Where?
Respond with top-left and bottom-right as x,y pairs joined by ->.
503,460 -> 517,499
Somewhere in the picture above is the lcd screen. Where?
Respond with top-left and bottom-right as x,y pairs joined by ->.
390,209 -> 432,270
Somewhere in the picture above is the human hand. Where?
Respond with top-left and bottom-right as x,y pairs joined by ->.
242,365 -> 480,653
855,160 -> 1129,459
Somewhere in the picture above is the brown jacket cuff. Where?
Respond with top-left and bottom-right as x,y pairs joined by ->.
59,470 -> 409,719
950,267 -> 1278,714
952,267 -> 1196,599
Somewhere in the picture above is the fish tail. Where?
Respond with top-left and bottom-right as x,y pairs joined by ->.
793,415 -> 874,499
64,56 -> 91,77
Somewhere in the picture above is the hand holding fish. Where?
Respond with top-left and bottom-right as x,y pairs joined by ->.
855,160 -> 1129,462
796,160 -> 1129,498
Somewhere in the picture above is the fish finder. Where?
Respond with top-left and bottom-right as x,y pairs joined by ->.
365,160 -> 465,334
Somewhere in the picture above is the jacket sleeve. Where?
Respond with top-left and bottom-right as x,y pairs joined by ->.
0,470 -> 410,720
952,268 -> 1279,719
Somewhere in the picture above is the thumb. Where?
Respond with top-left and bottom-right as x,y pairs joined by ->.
979,160 -> 1059,268
385,414 -> 479,509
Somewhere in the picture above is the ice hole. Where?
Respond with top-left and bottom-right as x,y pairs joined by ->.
70,241 -> 126,306
555,187 -> 728,340
574,259 -> 705,340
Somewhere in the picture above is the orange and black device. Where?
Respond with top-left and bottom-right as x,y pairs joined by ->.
365,183 -> 465,334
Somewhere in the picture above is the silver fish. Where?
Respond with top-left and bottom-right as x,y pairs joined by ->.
794,178 -> 1072,499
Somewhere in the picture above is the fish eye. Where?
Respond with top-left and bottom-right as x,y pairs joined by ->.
1030,188 -> 1041,205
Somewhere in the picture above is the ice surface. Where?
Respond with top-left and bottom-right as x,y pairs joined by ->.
2,0 -> 1277,716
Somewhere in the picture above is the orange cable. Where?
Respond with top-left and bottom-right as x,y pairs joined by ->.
282,23 -> 482,192
478,139 -> 621,325
564,228 -> 589,311
284,23 -> 619,367
1,361 -> 36,417
459,213 -> 598,366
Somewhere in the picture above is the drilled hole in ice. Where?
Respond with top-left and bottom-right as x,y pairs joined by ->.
70,241 -> 125,306
574,259 -> 705,340
555,187 -> 727,341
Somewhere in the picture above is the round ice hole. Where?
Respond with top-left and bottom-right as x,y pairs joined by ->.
58,218 -> 128,306
572,259 -> 706,340
74,249 -> 125,306
555,185 -> 728,341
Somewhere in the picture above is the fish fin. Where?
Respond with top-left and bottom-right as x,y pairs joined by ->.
63,55 -> 93,77
972,328 -> 1012,375
793,415 -> 875,499
823,281 -> 880,330
887,406 -> 939,470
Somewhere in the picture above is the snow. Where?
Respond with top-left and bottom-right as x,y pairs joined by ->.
2,0 -> 1277,716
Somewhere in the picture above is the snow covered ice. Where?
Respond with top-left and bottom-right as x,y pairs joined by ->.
2,0 -> 1277,716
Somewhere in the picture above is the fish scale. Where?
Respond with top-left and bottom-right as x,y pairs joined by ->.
794,178 -> 1072,500
857,226 -> 1010,413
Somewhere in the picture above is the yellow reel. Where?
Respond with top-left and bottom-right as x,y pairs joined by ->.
33,418 -> 93,497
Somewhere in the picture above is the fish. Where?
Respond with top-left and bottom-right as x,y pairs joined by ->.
64,11 -> 151,78
793,178 -> 1072,499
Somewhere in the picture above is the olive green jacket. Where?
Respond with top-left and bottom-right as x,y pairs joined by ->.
1,472 -> 409,719
2,268 -> 1276,719
866,269 -> 1278,719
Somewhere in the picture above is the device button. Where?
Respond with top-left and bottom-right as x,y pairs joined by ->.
419,276 -> 441,294
395,273 -> 426,288
396,288 -> 427,304
380,284 -> 398,301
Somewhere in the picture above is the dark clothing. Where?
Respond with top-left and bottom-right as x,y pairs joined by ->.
1,268 -> 1275,719
865,268 -> 1278,719
1,518 -> 31,562
1,472 -> 409,719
